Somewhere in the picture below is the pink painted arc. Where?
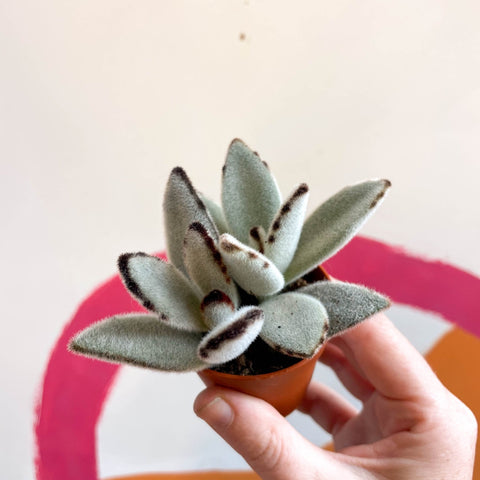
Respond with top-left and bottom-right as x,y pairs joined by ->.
34,239 -> 480,479
34,262 -> 154,480
324,238 -> 480,337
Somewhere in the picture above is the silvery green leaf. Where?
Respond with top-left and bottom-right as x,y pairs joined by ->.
248,225 -> 266,253
118,253 -> 206,332
218,234 -> 285,296
200,194 -> 229,234
299,280 -> 390,338
197,306 -> 264,364
264,183 -> 309,273
260,292 -> 329,358
183,223 -> 239,306
284,179 -> 391,284
222,139 -> 282,244
163,167 -> 218,274
69,314 -> 207,372
200,290 -> 236,329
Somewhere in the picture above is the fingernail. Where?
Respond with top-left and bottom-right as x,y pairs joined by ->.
195,396 -> 233,430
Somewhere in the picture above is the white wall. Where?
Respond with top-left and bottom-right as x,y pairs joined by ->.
1,1 -> 479,478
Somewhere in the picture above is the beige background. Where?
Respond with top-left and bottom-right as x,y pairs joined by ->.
1,1 -> 479,478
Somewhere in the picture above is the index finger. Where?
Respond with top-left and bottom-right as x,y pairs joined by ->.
329,313 -> 444,401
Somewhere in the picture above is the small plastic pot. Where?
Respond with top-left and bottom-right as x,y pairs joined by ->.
198,344 -> 325,416
198,265 -> 330,416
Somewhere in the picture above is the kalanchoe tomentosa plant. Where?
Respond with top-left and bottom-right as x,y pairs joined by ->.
69,139 -> 391,374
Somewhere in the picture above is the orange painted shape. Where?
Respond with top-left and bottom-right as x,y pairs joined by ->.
425,327 -> 480,479
105,472 -> 260,480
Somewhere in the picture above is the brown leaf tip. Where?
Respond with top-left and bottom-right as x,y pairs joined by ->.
370,180 -> 391,209
199,309 -> 263,357
220,239 -> 241,253
224,138 -> 265,175
249,227 -> 265,253
189,221 -> 209,235
117,252 -> 156,312
171,166 -> 187,178
229,138 -> 245,149
171,167 -> 194,194
200,289 -> 235,312
201,290 -> 235,312
170,167 -> 206,211
229,138 -> 261,158
278,183 -> 309,217
293,183 -> 309,198
249,227 -> 261,241
188,223 -> 230,282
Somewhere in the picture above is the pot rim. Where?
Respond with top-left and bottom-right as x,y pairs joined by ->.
201,343 -> 325,381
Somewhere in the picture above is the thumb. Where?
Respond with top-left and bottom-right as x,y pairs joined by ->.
194,386 -> 326,479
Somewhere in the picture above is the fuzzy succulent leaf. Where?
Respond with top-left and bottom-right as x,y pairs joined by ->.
284,179 -> 391,284
299,280 -> 390,338
197,306 -> 264,364
200,194 -> 229,234
248,226 -> 266,253
164,167 -> 218,275
219,234 -> 285,296
69,314 -> 207,372
183,222 -> 239,306
264,183 -> 309,273
118,253 -> 206,332
260,292 -> 329,358
222,139 -> 282,244
200,290 -> 236,329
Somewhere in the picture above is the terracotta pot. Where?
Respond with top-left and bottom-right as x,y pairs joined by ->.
198,344 -> 325,416
198,266 -> 330,416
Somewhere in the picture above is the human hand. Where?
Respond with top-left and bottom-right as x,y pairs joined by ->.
194,314 -> 477,479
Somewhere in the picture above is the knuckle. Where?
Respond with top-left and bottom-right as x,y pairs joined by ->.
417,390 -> 477,438
439,393 -> 478,439
456,400 -> 478,437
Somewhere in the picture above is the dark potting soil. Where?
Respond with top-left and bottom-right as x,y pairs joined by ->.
212,266 -> 329,376
211,337 -> 301,376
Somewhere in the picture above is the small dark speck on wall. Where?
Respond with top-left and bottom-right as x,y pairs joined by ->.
239,33 -> 246,41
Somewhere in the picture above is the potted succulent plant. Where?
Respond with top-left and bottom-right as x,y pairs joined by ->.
69,139 -> 391,415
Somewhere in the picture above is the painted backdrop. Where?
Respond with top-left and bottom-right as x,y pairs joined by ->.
2,1 -> 479,479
